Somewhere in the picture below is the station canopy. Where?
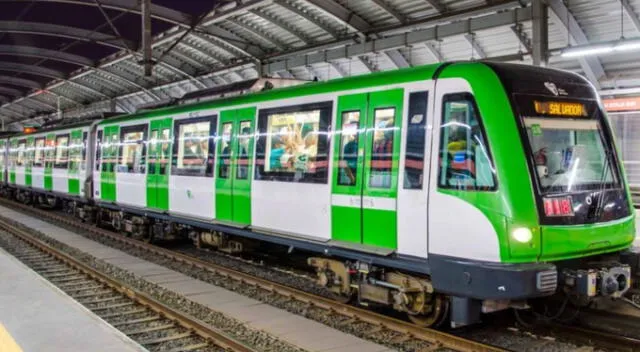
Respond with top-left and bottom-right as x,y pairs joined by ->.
0,0 -> 637,128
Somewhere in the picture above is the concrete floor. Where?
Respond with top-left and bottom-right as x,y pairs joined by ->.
0,246 -> 146,352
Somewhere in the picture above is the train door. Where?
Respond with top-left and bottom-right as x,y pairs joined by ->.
147,118 -> 172,211
331,88 -> 404,249
100,125 -> 119,202
215,107 -> 256,225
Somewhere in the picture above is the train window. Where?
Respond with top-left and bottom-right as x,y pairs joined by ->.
218,122 -> 232,179
69,134 -> 82,172
236,120 -> 251,180
255,101 -> 332,184
45,138 -> 55,168
369,108 -> 396,189
34,138 -> 45,167
118,125 -> 147,174
438,93 -> 496,191
54,135 -> 69,169
95,130 -> 103,171
338,111 -> 360,186
159,128 -> 171,175
172,115 -> 216,177
403,91 -> 428,190
16,140 -> 25,167
81,132 -> 88,171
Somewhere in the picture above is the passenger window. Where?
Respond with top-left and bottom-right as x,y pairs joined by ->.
148,130 -> 158,174
81,132 -> 88,171
118,125 -> 146,174
173,116 -> 215,177
369,108 -> 396,189
255,101 -> 332,183
16,140 -> 25,167
34,138 -> 45,167
404,92 -> 428,189
438,93 -> 496,190
54,135 -> 69,169
338,111 -> 360,186
69,135 -> 82,172
159,128 -> 171,175
218,122 -> 233,179
236,120 -> 251,180
95,130 -> 103,171
45,138 -> 55,169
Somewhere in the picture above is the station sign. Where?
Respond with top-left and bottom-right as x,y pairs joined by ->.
603,97 -> 640,112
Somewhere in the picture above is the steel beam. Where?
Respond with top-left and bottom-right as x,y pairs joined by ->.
425,41 -> 445,62
0,45 -> 94,67
28,96 -> 57,110
0,0 -> 192,26
303,0 -> 370,37
0,86 -> 22,97
511,24 -> 533,53
226,18 -> 288,51
0,76 -> 41,90
263,6 -> 533,73
0,62 -> 65,80
248,9 -> 313,44
273,0 -> 342,38
384,50 -> 411,68
623,0 -> 640,33
465,33 -> 486,58
0,21 -> 135,50
425,0 -> 447,13
531,0 -> 548,66
548,0 -> 605,86
141,0 -> 153,76
371,0 -> 406,24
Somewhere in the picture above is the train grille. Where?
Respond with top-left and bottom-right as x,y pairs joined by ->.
536,270 -> 558,292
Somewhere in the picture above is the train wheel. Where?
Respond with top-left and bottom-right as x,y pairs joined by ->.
407,293 -> 450,327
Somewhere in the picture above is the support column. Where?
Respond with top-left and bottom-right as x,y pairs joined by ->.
141,0 -> 153,76
532,0 -> 549,66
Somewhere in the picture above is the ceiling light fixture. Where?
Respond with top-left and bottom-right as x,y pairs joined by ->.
560,38 -> 640,58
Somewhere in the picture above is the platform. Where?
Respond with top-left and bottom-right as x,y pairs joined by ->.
0,246 -> 146,352
0,205 -> 392,352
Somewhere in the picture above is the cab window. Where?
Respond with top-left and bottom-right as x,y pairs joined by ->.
438,93 -> 496,190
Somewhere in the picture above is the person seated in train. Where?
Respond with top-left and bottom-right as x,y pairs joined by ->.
269,135 -> 285,171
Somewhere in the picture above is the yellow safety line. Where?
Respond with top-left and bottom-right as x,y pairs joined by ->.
0,323 -> 23,352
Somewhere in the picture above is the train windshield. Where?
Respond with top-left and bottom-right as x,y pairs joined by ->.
516,95 -> 620,194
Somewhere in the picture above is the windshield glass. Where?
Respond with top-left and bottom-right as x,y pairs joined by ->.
517,96 -> 619,194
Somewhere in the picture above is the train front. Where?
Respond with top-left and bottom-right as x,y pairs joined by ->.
487,62 -> 639,304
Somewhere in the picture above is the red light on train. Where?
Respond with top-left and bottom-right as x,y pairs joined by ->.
543,196 -> 574,217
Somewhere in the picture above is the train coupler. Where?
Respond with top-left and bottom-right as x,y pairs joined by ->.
560,263 -> 631,300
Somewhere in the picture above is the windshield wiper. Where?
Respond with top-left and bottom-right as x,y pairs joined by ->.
591,150 -> 612,220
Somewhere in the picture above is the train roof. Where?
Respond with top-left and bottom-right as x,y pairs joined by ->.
93,61 -> 591,127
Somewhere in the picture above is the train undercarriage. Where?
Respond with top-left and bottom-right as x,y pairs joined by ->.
3,185 -> 640,328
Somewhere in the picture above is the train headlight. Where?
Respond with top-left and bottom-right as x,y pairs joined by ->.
512,227 -> 533,243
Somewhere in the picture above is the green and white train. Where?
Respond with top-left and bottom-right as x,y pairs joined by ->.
1,61 -> 638,327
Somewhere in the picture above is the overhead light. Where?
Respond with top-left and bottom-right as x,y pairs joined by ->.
560,37 -> 640,58
561,44 -> 614,58
614,38 -> 640,51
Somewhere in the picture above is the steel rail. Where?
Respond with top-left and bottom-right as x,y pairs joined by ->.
0,197 -> 505,352
0,214 -> 258,352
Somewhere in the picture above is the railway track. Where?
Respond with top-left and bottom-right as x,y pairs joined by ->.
0,216 -> 257,352
0,198 -> 508,352
6,198 -> 640,352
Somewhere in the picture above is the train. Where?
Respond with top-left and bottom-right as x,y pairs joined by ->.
0,61 -> 638,328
